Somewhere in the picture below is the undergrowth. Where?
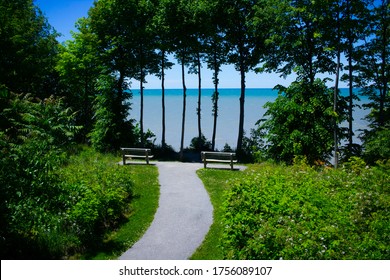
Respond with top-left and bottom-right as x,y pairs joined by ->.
221,159 -> 390,259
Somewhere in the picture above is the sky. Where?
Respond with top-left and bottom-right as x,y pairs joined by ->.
35,0 -> 347,89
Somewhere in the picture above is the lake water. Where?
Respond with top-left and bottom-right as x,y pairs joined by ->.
130,88 -> 369,151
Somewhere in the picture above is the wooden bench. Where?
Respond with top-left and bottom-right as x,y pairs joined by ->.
201,151 -> 237,170
121,148 -> 153,165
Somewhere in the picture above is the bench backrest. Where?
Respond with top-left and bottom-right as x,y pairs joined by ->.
121,148 -> 152,156
201,151 -> 236,160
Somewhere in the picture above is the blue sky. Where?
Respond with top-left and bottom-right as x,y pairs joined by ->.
35,0 -> 348,89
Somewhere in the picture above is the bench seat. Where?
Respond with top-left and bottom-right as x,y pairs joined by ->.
201,151 -> 237,170
121,148 -> 153,165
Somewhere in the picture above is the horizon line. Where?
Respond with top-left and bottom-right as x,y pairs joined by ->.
129,87 -> 356,90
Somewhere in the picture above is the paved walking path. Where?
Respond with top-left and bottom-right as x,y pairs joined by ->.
119,161 -> 213,260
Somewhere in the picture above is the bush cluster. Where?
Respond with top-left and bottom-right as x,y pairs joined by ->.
221,159 -> 390,259
58,149 -> 134,245
1,91 -> 134,259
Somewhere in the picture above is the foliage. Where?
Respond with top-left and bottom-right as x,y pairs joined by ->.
85,160 -> 160,260
221,0 -> 270,153
362,127 -> 390,164
356,0 -> 389,163
56,17 -> 102,142
89,75 -> 135,152
1,144 -> 137,259
0,90 -> 79,259
189,134 -> 212,152
192,167 -> 247,259
239,129 -> 267,163
221,160 -> 390,260
151,144 -> 178,161
0,90 -> 137,259
132,123 -> 156,148
257,79 -> 345,164
57,148 -> 135,248
0,0 -> 59,98
355,0 -> 389,130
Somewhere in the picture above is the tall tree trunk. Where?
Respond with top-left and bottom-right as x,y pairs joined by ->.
140,45 -> 145,146
161,50 -> 166,147
197,52 -> 202,150
140,78 -> 144,146
347,0 -> 354,150
379,3 -> 388,127
212,52 -> 219,151
333,4 -> 341,168
236,63 -> 246,155
180,53 -> 187,161
117,70 -> 125,115
348,44 -> 354,148
334,48 -> 341,168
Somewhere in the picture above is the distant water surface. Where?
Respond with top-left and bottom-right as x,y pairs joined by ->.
130,88 -> 369,151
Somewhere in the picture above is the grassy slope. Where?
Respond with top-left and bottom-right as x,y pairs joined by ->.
63,149 -> 160,260
191,166 -> 250,259
89,164 -> 160,260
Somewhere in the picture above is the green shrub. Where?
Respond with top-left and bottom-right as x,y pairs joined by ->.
58,148 -> 134,244
0,91 -> 80,259
221,162 -> 390,259
363,127 -> 390,164
256,79 -> 345,164
189,134 -> 212,152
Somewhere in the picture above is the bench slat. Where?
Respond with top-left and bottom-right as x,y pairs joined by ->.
121,147 -> 153,164
204,159 -> 237,163
201,151 -> 237,170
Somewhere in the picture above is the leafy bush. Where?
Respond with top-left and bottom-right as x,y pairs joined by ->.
58,148 -> 134,244
152,144 -> 178,161
256,79 -> 346,164
0,91 -> 79,258
132,123 -> 157,148
0,91 -> 135,258
189,134 -> 212,152
362,127 -> 390,164
221,160 -> 390,259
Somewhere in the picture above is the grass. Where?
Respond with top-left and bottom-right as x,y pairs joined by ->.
191,166 -> 250,259
87,164 -> 159,260
63,148 -> 160,260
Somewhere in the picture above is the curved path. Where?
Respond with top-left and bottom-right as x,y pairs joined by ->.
119,162 -> 213,260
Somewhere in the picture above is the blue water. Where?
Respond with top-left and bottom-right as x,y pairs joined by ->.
130,88 -> 369,151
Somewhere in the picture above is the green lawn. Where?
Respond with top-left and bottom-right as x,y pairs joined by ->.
61,149 -> 160,260
191,166 -> 250,259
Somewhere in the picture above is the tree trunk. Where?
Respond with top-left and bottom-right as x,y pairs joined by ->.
211,47 -> 218,151
333,5 -> 341,168
161,50 -> 166,147
140,45 -> 145,146
379,4 -> 388,127
140,78 -> 144,146
180,53 -> 187,161
212,60 -> 219,151
334,48 -> 341,168
236,64 -> 246,155
348,44 -> 354,149
197,52 -> 202,150
347,0 -> 354,150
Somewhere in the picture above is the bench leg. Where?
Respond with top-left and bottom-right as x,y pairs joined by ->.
230,160 -> 233,170
123,155 -> 126,165
204,160 -> 207,169
146,155 -> 149,165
